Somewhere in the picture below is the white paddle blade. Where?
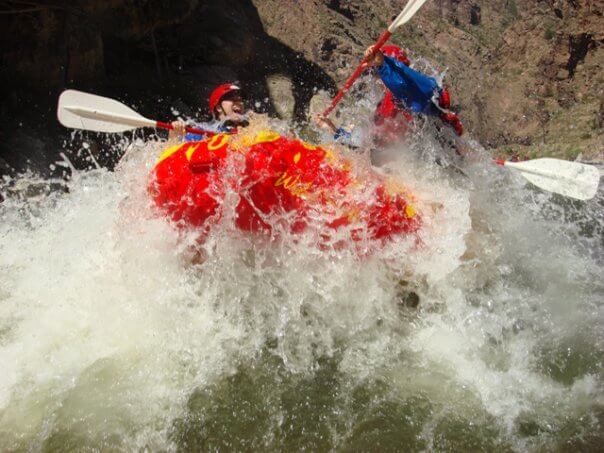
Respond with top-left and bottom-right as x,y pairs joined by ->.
389,0 -> 429,31
506,158 -> 601,201
57,89 -> 155,133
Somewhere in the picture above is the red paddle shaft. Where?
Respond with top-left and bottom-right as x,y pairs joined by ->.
322,30 -> 392,117
155,121 -> 216,137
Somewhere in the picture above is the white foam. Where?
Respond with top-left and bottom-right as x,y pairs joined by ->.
0,119 -> 601,449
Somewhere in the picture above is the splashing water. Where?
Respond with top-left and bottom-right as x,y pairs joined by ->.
0,114 -> 602,451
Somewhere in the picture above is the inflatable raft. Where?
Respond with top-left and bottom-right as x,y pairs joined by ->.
148,130 -> 420,245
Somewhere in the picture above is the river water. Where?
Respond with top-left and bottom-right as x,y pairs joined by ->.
0,118 -> 602,451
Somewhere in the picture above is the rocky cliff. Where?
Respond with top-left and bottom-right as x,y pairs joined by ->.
254,0 -> 603,161
0,0 -> 602,176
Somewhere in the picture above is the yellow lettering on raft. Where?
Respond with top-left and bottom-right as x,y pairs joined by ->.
207,134 -> 230,151
275,171 -> 314,197
289,181 -> 312,197
301,142 -> 317,151
155,143 -> 185,166
253,130 -> 280,145
293,152 -> 301,164
275,172 -> 299,190
185,143 -> 201,161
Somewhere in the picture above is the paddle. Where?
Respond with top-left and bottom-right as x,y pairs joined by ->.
322,0 -> 428,117
494,158 -> 601,201
57,89 -> 215,137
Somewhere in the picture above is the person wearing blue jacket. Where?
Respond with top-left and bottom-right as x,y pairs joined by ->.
365,45 -> 463,136
315,45 -> 463,143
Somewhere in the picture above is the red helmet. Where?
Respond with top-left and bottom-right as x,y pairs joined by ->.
381,45 -> 410,66
209,83 -> 241,116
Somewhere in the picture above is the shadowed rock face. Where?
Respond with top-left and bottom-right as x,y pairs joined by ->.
0,0 -> 335,176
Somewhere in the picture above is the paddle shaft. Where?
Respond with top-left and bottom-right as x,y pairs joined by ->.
156,121 -> 215,137
495,158 -> 572,176
322,30 -> 392,117
494,159 -> 561,179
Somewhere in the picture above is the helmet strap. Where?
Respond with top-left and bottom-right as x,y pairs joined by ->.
216,104 -> 226,119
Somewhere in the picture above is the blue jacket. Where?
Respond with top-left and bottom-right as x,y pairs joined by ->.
184,121 -> 232,142
377,56 -> 441,116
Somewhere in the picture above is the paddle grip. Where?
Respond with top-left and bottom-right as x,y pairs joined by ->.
322,30 -> 392,117
155,121 -> 216,137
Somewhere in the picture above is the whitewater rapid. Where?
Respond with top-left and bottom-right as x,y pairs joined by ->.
0,123 -> 602,450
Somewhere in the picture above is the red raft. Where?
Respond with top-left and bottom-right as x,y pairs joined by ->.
148,130 -> 420,244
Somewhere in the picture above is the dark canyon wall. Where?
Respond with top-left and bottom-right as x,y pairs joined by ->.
0,0 -> 335,176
